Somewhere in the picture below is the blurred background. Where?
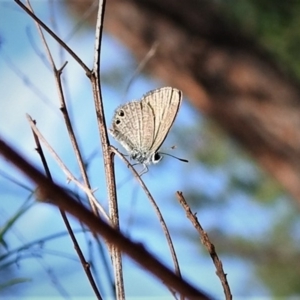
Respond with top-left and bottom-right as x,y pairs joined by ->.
1,0 -> 300,299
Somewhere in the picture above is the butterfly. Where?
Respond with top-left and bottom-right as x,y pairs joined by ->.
110,87 -> 183,170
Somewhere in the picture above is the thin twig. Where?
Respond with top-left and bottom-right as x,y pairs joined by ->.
28,120 -> 102,299
25,2 -> 115,295
90,0 -> 124,298
28,119 -> 103,300
124,41 -> 159,97
47,0 -> 73,110
26,114 -> 109,221
0,169 -> 32,192
26,0 -> 99,217
1,199 -> 69,297
110,147 -> 182,281
176,191 -> 232,300
18,0 -> 118,295
0,229 -> 86,263
64,0 -> 99,42
0,137 -> 212,300
48,0 -> 64,62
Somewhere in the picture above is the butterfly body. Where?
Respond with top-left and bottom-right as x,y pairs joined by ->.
110,87 -> 182,167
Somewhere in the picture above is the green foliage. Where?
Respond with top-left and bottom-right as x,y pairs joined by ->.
0,199 -> 34,294
218,0 -> 300,78
0,200 -> 33,249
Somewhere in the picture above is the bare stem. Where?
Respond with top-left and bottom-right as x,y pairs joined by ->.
28,116 -> 102,300
0,137 -> 211,300
90,0 -> 124,298
26,0 -> 100,218
110,146 -> 182,280
29,118 -> 103,299
176,192 -> 232,300
26,115 -> 109,221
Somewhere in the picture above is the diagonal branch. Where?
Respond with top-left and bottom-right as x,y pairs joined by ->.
0,137 -> 212,300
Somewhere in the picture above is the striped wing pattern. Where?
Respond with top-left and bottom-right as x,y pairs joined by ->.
110,87 -> 182,164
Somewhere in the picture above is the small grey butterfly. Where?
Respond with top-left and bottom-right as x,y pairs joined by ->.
109,87 -> 183,169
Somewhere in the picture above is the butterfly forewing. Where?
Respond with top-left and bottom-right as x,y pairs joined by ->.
142,87 -> 182,152
110,101 -> 155,154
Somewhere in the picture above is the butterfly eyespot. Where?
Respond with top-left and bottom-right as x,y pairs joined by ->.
118,110 -> 125,117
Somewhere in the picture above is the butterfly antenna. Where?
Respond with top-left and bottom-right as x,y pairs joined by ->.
160,152 -> 189,163
123,42 -> 159,100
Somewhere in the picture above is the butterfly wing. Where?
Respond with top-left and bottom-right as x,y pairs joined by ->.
142,87 -> 182,152
110,101 -> 155,157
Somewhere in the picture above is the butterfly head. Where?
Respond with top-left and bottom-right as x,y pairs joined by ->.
130,149 -> 163,166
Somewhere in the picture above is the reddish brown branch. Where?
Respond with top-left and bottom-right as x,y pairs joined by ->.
0,138 -> 211,300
